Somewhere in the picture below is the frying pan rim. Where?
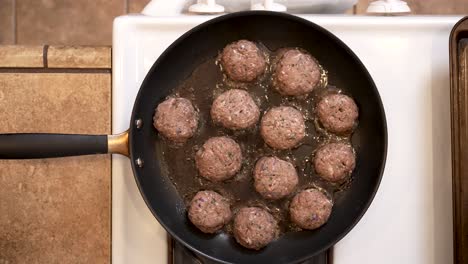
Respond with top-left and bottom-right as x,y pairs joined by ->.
128,10 -> 388,264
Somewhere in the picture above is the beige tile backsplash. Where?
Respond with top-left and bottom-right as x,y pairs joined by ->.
16,0 -> 125,45
128,0 -> 150,13
0,46 -> 44,67
47,46 -> 112,68
0,73 -> 111,133
1,0 -> 467,45
0,72 -> 111,263
0,0 -> 14,44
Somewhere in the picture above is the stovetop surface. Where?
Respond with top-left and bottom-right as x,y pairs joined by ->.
112,15 -> 460,264
172,239 -> 330,264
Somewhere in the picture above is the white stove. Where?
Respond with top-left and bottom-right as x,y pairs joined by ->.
112,7 -> 460,264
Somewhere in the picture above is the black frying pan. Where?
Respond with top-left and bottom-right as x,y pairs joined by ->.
0,11 -> 387,264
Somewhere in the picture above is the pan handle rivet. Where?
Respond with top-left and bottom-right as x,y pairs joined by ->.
135,119 -> 143,129
135,158 -> 144,168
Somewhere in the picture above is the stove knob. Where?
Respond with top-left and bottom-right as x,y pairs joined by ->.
189,0 -> 225,14
251,0 -> 287,12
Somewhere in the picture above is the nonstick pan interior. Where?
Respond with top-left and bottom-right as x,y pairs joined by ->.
128,11 -> 387,264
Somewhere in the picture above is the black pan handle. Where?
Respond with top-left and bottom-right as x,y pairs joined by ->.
0,131 -> 129,159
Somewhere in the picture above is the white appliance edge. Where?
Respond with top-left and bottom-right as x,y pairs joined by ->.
112,15 -> 460,264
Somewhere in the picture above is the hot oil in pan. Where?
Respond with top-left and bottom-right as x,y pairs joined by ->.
157,45 -> 354,234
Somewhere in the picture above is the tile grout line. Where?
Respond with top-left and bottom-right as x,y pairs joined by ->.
12,0 -> 16,44
124,0 -> 129,13
43,45 -> 49,68
0,68 -> 111,74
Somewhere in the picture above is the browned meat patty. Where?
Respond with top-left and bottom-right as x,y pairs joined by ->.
273,49 -> 321,96
253,156 -> 299,200
260,106 -> 306,150
317,94 -> 358,134
188,190 -> 232,233
233,207 -> 279,250
195,136 -> 242,181
313,143 -> 355,183
211,89 -> 260,130
153,97 -> 199,143
220,40 -> 266,82
290,189 -> 333,230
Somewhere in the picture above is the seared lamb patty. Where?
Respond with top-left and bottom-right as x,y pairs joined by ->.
290,189 -> 333,230
317,93 -> 358,134
195,136 -> 242,182
188,190 -> 232,233
273,49 -> 321,96
313,142 -> 355,183
153,97 -> 199,143
260,106 -> 306,150
253,156 -> 299,200
233,207 -> 279,250
220,40 -> 266,82
211,89 -> 260,130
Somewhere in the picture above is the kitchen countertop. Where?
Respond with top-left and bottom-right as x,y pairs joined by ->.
0,45 -> 111,263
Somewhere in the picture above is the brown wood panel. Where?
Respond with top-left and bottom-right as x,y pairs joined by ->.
450,16 -> 468,264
